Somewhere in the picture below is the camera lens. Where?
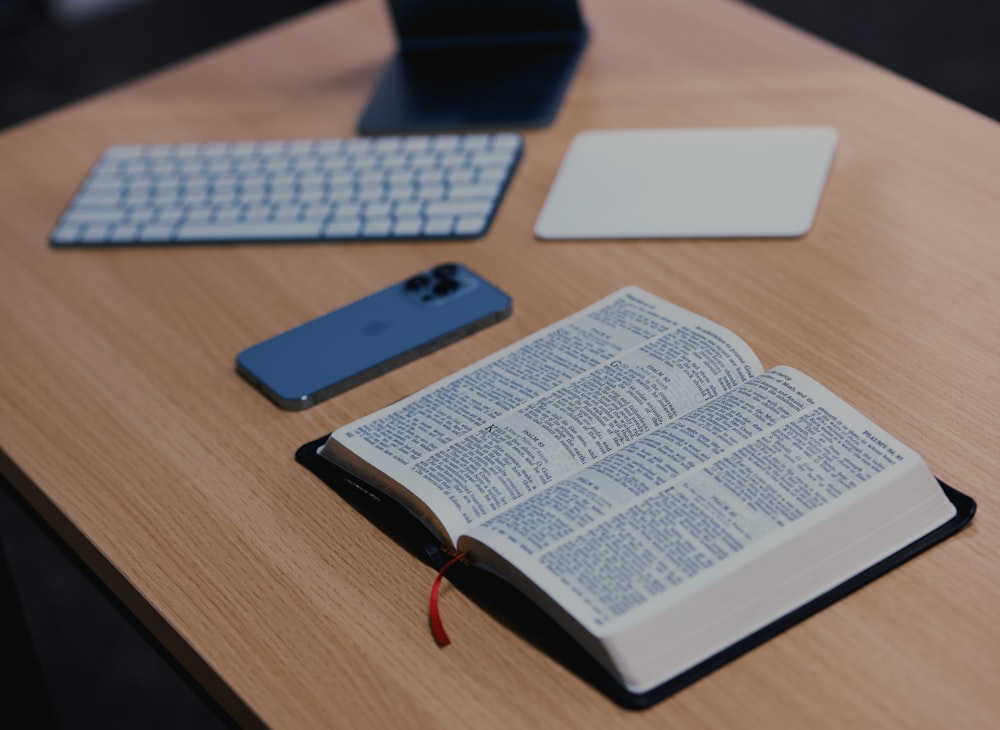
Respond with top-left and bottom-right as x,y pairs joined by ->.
404,274 -> 431,291
433,278 -> 459,296
432,264 -> 458,279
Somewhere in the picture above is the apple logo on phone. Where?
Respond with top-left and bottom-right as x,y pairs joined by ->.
362,320 -> 391,336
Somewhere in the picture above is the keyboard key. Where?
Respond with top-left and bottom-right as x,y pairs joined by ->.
462,135 -> 491,151
50,132 -> 521,246
110,224 -> 141,242
333,202 -> 362,219
477,167 -> 509,183
244,206 -> 273,223
140,224 -> 176,242
177,222 -> 324,241
447,168 -> 476,184
448,183 -> 501,200
328,186 -> 354,202
356,185 -> 386,203
82,225 -> 112,243
323,219 -> 363,238
455,215 -> 489,236
362,218 -> 393,237
425,200 -> 494,217
491,134 -> 521,151
363,202 -> 392,217
393,201 -> 420,217
430,135 -> 461,151
51,223 -> 85,244
438,151 -> 467,168
185,207 -> 215,224
215,207 -> 242,224
416,183 -> 445,201
470,151 -> 516,167
63,208 -> 124,225
271,203 -> 303,222
392,218 -> 423,236
301,203 -> 332,222
74,191 -> 121,207
409,153 -> 438,170
424,217 -> 455,236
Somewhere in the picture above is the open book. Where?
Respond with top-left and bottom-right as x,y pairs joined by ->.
307,287 -> 973,704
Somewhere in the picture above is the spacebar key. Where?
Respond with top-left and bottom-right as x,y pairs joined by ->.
175,221 -> 324,241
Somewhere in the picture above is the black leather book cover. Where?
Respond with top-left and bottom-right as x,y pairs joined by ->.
296,435 -> 976,709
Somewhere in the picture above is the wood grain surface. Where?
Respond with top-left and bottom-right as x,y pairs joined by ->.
1,0 -> 998,727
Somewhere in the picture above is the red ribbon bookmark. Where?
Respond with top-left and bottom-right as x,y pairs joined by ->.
429,552 -> 468,647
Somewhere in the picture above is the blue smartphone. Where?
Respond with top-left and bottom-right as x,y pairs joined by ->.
236,263 -> 512,410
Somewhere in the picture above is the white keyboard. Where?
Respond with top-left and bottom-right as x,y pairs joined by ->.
50,133 -> 522,246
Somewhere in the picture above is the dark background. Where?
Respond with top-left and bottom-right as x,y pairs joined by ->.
1,1 -> 997,727
1,0 -> 998,128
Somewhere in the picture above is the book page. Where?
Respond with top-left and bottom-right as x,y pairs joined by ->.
465,367 -> 955,638
324,287 -> 762,545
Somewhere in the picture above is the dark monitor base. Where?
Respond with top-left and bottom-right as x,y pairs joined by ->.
358,39 -> 587,134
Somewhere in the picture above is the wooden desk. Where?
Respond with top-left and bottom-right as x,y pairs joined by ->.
2,0 -> 998,726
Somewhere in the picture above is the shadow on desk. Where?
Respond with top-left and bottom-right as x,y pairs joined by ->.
0,478 -> 232,730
